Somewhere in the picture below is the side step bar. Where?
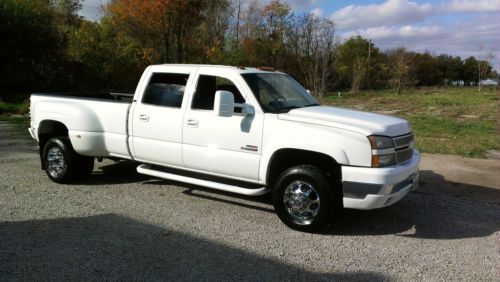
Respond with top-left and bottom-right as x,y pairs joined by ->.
137,164 -> 269,196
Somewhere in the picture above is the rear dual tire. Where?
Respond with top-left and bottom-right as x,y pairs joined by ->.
43,137 -> 94,183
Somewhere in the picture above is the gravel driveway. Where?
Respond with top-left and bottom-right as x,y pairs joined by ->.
1,120 -> 499,281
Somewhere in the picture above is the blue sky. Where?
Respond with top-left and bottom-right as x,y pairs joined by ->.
80,0 -> 500,69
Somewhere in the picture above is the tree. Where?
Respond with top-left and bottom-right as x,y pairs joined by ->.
0,0 -> 68,97
386,47 -> 414,94
105,0 -> 206,63
288,14 -> 336,98
462,56 -> 478,86
411,53 -> 441,86
477,46 -> 494,91
197,0 -> 233,63
436,54 -> 463,85
336,36 -> 376,94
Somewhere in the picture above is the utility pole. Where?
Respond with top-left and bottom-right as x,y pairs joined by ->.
236,0 -> 241,47
367,39 -> 371,89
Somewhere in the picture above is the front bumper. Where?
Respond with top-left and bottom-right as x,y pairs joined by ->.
341,150 -> 420,210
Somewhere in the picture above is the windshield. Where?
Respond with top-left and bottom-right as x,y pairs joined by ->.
242,73 -> 319,113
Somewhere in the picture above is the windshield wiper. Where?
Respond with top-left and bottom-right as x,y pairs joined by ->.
303,103 -> 320,107
277,106 -> 300,113
277,103 -> 319,113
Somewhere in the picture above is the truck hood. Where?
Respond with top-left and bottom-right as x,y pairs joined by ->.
278,106 -> 411,136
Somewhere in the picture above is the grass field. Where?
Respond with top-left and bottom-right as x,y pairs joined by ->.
324,87 -> 500,158
1,87 -> 499,158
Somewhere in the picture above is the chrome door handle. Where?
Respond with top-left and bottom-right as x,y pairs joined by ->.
186,119 -> 199,127
138,114 -> 149,122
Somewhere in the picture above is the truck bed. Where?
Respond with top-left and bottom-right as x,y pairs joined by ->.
30,93 -> 133,159
31,92 -> 134,103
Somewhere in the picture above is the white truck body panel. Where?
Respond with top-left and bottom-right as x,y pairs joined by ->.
30,64 -> 420,211
31,96 -> 130,158
181,67 -> 264,182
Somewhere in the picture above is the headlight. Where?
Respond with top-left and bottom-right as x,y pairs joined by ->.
368,135 -> 394,149
372,153 -> 396,167
368,135 -> 396,167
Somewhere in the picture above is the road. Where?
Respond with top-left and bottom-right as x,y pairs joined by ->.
1,120 -> 499,280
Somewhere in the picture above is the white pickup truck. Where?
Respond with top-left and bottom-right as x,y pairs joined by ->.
29,64 -> 420,231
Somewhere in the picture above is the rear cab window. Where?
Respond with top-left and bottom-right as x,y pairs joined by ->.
142,73 -> 189,108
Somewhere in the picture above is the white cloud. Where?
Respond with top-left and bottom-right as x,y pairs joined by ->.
330,0 -> 435,30
310,8 -> 323,17
448,0 -> 500,12
342,14 -> 500,68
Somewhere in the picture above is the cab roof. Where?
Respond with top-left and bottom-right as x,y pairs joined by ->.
149,64 -> 286,75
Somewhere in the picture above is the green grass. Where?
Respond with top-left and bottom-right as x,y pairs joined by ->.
324,87 -> 500,158
1,87 -> 499,158
0,100 -> 29,115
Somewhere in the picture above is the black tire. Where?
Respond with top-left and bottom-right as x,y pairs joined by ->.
43,137 -> 94,183
272,165 -> 337,232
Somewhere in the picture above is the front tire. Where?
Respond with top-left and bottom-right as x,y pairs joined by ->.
272,165 -> 337,232
43,137 -> 94,183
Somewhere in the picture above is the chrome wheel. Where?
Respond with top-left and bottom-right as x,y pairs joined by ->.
47,147 -> 66,178
283,180 -> 320,224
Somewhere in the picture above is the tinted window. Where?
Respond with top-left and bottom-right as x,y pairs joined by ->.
242,73 -> 318,113
191,75 -> 245,112
142,73 -> 189,108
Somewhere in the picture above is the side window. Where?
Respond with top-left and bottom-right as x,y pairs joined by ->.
142,73 -> 189,108
191,75 -> 245,112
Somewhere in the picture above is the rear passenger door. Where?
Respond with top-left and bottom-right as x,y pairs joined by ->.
131,70 -> 192,166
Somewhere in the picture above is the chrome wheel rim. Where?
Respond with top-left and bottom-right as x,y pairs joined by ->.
47,147 -> 66,178
283,180 -> 320,224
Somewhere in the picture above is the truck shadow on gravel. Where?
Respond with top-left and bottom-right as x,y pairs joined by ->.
327,170 -> 500,239
78,161 -> 500,240
145,169 -> 499,240
72,160 -> 154,185
0,214 -> 386,281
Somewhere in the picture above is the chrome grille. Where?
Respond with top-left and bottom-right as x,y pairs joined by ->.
393,133 -> 414,163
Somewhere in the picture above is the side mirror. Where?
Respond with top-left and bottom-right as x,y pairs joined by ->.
242,104 -> 255,116
214,90 -> 234,117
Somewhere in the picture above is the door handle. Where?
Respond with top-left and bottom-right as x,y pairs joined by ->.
138,114 -> 149,122
186,119 -> 199,127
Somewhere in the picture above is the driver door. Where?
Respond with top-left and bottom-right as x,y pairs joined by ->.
182,70 -> 264,182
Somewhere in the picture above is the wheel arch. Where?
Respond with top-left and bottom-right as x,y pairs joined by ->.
265,148 -> 342,188
38,120 -> 69,169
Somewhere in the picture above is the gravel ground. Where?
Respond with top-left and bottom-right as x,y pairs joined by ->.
1,120 -> 499,281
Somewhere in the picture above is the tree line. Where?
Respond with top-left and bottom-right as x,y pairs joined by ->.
0,0 -> 496,101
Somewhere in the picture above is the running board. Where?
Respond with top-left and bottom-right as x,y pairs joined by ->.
137,164 -> 269,196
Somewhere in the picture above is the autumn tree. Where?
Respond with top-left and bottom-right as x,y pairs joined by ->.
260,0 -> 292,68
197,0 -> 233,63
105,0 -> 207,63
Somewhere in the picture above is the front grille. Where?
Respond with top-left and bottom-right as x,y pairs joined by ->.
394,133 -> 414,148
393,133 -> 414,163
396,148 -> 412,163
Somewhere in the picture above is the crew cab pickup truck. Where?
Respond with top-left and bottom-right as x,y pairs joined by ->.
29,64 -> 420,231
